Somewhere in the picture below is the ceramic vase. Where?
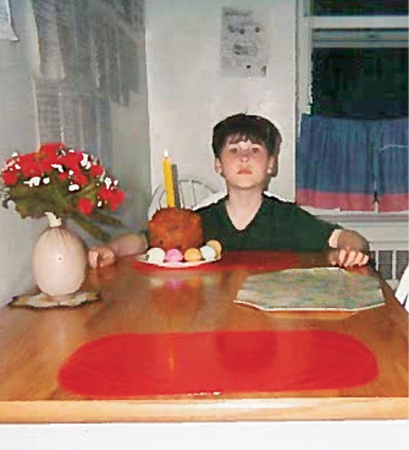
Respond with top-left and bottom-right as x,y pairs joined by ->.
32,212 -> 87,297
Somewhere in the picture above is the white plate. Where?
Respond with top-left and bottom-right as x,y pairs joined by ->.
136,254 -> 221,268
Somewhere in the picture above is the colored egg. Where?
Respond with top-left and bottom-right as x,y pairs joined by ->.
184,247 -> 202,262
146,247 -> 166,263
206,239 -> 222,258
165,248 -> 184,262
200,245 -> 217,261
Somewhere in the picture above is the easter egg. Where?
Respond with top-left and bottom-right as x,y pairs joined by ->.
146,247 -> 166,264
184,247 -> 202,262
200,245 -> 217,262
206,239 -> 222,258
165,248 -> 184,262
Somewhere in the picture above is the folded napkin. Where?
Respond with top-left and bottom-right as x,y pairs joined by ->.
235,267 -> 384,311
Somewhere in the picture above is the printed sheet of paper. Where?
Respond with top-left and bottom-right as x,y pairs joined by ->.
220,7 -> 270,77
235,267 -> 385,311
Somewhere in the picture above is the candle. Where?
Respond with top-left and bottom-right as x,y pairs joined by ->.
162,150 -> 175,207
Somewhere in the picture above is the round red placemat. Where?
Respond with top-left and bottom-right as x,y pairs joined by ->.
131,250 -> 300,273
58,330 -> 378,398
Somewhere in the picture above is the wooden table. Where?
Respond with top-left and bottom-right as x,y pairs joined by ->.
0,253 -> 407,423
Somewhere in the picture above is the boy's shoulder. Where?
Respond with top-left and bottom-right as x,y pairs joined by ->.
194,192 -> 227,214
262,193 -> 322,220
263,192 -> 298,208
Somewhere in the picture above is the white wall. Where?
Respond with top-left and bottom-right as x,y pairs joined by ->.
0,0 -> 151,307
145,0 -> 297,200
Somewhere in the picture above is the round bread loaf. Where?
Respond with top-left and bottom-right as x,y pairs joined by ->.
148,208 -> 204,252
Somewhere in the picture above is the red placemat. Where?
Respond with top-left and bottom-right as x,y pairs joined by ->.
58,330 -> 378,398
131,251 -> 300,273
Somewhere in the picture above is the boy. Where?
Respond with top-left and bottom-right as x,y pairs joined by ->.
89,113 -> 369,269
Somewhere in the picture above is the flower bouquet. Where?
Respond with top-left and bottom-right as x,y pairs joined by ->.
1,142 -> 126,242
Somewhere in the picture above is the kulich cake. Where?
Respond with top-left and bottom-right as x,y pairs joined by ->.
148,207 -> 205,253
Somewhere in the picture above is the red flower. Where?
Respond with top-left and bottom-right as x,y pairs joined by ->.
4,156 -> 19,169
97,186 -> 125,210
108,189 -> 125,211
73,171 -> 88,187
58,172 -> 69,181
38,154 -> 59,174
61,150 -> 84,171
90,164 -> 104,177
78,197 -> 94,215
2,170 -> 18,186
19,153 -> 42,178
98,186 -> 113,202
39,142 -> 65,156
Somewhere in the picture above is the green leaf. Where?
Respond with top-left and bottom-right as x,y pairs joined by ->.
89,209 -> 126,228
70,212 -> 111,242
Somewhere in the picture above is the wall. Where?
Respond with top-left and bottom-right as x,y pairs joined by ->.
145,0 -> 297,200
0,0 -> 151,307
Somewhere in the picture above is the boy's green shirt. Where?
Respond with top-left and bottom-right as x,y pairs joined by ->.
196,194 -> 339,252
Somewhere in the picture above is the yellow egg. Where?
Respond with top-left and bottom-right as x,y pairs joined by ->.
184,247 -> 202,262
206,239 -> 222,257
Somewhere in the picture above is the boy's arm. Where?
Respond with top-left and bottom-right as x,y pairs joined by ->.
328,229 -> 370,268
89,233 -> 148,268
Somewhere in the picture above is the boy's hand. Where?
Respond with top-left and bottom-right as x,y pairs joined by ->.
89,246 -> 116,269
328,229 -> 370,268
328,248 -> 369,268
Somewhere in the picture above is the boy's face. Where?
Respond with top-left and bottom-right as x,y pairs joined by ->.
215,137 -> 275,190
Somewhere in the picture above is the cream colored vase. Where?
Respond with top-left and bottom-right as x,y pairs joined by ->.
32,212 -> 87,297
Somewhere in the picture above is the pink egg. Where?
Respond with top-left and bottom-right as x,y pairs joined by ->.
165,248 -> 184,262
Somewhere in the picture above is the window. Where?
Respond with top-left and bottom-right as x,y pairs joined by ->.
296,1 -> 408,215
311,46 -> 408,119
31,0 -> 143,171
296,0 -> 409,119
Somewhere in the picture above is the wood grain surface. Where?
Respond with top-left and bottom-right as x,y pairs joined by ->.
0,253 -> 407,423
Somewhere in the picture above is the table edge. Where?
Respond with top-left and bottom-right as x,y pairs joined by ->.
1,397 -> 408,423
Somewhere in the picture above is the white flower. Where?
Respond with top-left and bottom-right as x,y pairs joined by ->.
51,164 -> 64,173
80,154 -> 90,167
5,161 -> 19,170
42,177 -> 50,185
23,177 -> 41,187
68,184 -> 80,192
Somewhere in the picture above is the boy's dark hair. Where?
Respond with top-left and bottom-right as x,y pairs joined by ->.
211,113 -> 282,159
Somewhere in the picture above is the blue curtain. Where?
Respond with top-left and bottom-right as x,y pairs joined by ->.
296,114 -> 408,212
369,118 -> 408,212
296,114 -> 374,211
